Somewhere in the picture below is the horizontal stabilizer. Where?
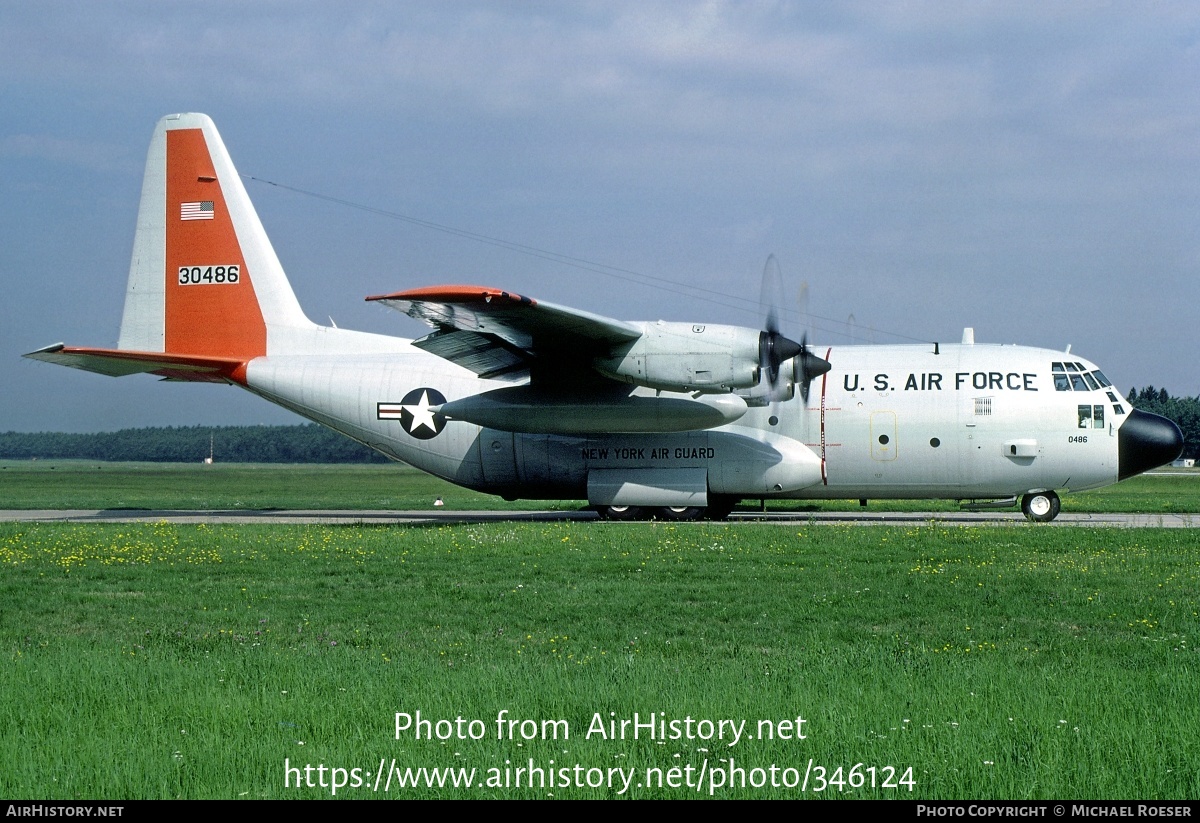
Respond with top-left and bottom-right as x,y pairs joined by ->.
24,344 -> 244,384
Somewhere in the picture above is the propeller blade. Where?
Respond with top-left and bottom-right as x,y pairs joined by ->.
758,254 -> 798,396
756,254 -> 831,404
761,254 -> 784,336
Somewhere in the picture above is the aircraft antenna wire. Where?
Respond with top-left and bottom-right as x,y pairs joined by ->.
243,174 -> 931,345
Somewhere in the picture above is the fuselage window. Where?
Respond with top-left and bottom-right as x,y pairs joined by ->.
1093,405 -> 1105,429
1078,405 -> 1092,428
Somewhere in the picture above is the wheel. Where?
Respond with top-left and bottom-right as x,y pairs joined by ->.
1021,491 -> 1060,522
594,505 -> 645,521
656,506 -> 704,522
704,496 -> 738,521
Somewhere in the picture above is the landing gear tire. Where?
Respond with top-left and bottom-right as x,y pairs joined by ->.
705,496 -> 738,521
656,506 -> 704,522
594,505 -> 644,521
1021,491 -> 1060,522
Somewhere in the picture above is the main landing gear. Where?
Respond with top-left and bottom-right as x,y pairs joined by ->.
593,497 -> 738,522
1020,491 -> 1061,522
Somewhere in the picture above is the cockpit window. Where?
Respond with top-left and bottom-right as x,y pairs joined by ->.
1053,364 -> 1110,392
1077,404 -> 1105,428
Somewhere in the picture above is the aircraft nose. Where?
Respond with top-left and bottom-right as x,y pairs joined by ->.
1118,409 -> 1184,481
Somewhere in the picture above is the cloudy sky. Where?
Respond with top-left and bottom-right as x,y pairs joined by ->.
3,1 -> 1198,432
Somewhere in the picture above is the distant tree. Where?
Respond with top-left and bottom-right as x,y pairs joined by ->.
1128,386 -> 1200,461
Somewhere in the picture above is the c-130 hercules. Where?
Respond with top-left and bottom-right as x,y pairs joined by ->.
27,114 -> 1184,520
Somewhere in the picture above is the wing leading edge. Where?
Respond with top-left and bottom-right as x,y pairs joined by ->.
367,285 -> 641,378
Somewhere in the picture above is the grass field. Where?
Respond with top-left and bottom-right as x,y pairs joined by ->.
0,461 -> 529,511
2,460 -> 1199,514
2,518 -> 1198,799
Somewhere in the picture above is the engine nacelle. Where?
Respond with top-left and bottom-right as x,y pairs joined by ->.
592,321 -> 761,392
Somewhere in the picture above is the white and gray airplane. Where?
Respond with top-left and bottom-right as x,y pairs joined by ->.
26,114 -> 1184,521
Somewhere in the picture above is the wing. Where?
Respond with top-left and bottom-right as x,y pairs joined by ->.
367,285 -> 641,379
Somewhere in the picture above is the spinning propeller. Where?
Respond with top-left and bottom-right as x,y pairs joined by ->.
757,255 -> 830,403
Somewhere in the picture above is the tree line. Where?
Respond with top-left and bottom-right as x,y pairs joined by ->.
0,425 -> 389,463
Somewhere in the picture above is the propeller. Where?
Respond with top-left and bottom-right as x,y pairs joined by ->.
757,255 -> 830,403
794,333 -> 832,402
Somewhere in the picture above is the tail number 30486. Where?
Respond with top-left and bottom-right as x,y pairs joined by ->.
178,265 -> 240,285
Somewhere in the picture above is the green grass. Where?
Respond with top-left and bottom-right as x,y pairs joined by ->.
1067,472 -> 1200,514
1,460 -> 1198,514
2,521 -> 1198,799
0,461 -> 562,511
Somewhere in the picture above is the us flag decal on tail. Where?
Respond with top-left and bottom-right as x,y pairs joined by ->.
180,201 -> 214,221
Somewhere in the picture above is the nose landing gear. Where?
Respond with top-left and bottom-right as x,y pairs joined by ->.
1021,491 -> 1060,522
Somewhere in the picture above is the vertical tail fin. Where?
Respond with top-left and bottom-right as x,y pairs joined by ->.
117,113 -> 313,359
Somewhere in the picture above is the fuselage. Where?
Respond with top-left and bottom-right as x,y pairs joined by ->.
239,329 -> 1170,506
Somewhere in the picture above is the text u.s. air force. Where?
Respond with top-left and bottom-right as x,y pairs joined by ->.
843,372 -> 1038,393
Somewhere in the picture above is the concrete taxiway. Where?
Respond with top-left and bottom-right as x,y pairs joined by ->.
0,509 -> 1194,527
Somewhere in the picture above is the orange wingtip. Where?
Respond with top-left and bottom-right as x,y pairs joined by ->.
365,285 -> 536,306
